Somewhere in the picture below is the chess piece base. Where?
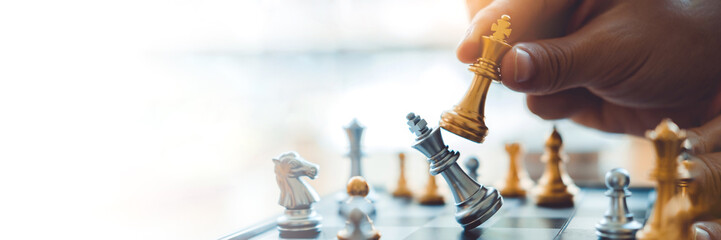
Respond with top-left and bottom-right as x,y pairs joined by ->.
419,194 -> 445,205
277,209 -> 322,238
392,187 -> 413,198
440,107 -> 488,143
533,190 -> 574,207
499,185 -> 527,198
337,230 -> 380,240
455,187 -> 503,229
596,221 -> 643,240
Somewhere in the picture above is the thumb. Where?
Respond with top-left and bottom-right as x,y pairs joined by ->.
694,219 -> 721,240
500,20 -> 646,95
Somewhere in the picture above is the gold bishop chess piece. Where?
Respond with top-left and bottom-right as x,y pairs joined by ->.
532,127 -> 577,207
392,153 -> 413,198
440,15 -> 513,143
497,143 -> 534,198
418,167 -> 445,205
637,119 -> 689,240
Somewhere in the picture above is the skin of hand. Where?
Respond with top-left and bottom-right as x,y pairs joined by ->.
458,0 -> 721,136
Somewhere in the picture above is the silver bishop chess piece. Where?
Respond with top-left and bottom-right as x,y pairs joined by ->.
405,113 -> 503,229
595,168 -> 642,239
465,156 -> 480,182
272,152 -> 322,238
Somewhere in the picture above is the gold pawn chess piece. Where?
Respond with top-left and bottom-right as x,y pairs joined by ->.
676,158 -> 693,201
637,119 -> 687,240
532,127 -> 577,207
392,153 -> 413,198
497,143 -> 534,198
440,15 -> 513,143
338,177 -> 381,240
418,167 -> 445,205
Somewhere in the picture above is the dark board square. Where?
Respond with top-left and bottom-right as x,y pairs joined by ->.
491,217 -> 568,229
405,227 -> 559,240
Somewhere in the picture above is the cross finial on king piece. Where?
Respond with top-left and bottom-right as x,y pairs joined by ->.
490,15 -> 512,42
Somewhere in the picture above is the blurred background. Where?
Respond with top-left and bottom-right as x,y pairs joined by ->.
0,0 -> 656,239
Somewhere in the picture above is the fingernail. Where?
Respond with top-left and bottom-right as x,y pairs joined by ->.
696,226 -> 710,240
513,47 -> 534,83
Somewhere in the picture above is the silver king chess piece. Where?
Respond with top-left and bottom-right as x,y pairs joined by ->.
272,152 -> 322,238
595,168 -> 642,239
405,113 -> 503,229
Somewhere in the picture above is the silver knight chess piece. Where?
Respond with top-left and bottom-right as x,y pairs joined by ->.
405,113 -> 503,229
272,152 -> 322,238
595,168 -> 642,239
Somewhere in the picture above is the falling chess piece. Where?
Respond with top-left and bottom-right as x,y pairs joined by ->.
418,169 -> 445,205
340,119 -> 376,202
532,127 -> 576,207
637,119 -> 686,239
595,168 -> 643,239
464,157 -> 480,182
337,208 -> 381,240
392,153 -> 413,198
406,113 -> 503,229
497,143 -> 534,198
272,152 -> 322,238
440,15 -> 513,143
340,176 -> 376,217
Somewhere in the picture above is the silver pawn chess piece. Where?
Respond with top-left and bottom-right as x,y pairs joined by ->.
339,119 -> 376,202
337,208 -> 381,240
595,168 -> 642,239
465,157 -> 480,182
405,113 -> 503,229
272,152 -> 322,238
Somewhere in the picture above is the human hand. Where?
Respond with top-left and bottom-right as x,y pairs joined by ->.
458,0 -> 721,136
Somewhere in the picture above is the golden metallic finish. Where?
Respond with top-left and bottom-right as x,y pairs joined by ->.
418,167 -> 445,205
498,143 -> 534,198
637,119 -> 687,240
392,153 -> 413,198
347,176 -> 370,197
440,15 -> 512,143
532,127 -> 577,207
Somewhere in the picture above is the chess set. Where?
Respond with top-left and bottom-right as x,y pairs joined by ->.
220,16 -> 697,240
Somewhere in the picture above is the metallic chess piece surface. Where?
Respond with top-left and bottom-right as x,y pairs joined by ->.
532,127 -> 576,207
637,119 -> 686,239
595,168 -> 643,239
392,153 -> 413,198
272,152 -> 322,238
342,119 -> 376,202
464,157 -> 480,182
497,143 -> 534,198
440,15 -> 513,143
337,208 -> 381,240
406,113 -> 503,229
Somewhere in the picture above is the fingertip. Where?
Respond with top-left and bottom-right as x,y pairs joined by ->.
456,39 -> 480,64
501,46 -> 536,92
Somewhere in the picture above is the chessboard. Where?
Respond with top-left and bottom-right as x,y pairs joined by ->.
220,186 -> 654,240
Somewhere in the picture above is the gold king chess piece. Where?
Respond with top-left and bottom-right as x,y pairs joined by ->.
637,119 -> 687,239
440,15 -> 512,143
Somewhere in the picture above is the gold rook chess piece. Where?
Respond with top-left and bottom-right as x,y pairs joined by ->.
532,127 -> 576,207
418,167 -> 445,205
637,119 -> 687,239
392,153 -> 413,198
497,143 -> 534,198
440,15 -> 512,143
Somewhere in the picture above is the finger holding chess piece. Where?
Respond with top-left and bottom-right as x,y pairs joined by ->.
497,143 -> 534,198
418,167 -> 445,205
392,153 -> 413,198
532,127 -> 576,207
340,176 -> 376,217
